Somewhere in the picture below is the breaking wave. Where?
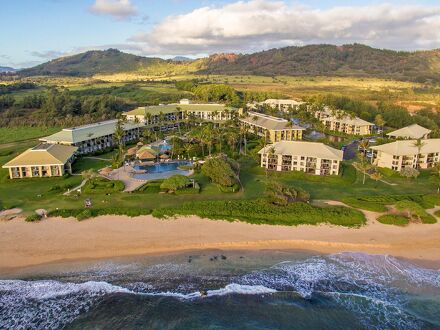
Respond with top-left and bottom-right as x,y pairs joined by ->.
1,253 -> 439,329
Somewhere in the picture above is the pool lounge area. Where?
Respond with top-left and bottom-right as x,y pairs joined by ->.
132,161 -> 192,180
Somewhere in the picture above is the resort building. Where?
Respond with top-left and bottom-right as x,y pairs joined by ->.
40,120 -> 144,155
249,99 -> 306,111
387,124 -> 431,140
123,100 -> 237,129
239,111 -> 305,143
311,107 -> 374,135
370,139 -> 440,171
258,141 -> 343,175
320,114 -> 373,135
2,143 -> 77,179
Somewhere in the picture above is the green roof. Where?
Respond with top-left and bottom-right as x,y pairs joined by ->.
124,103 -> 237,116
40,120 -> 143,144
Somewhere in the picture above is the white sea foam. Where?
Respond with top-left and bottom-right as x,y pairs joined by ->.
0,279 -> 277,329
1,253 -> 439,329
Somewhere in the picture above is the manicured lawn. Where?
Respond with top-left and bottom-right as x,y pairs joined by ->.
72,157 -> 110,173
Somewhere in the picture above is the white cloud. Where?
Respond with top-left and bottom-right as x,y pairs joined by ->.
90,0 -> 137,20
129,0 -> 440,55
30,50 -> 66,60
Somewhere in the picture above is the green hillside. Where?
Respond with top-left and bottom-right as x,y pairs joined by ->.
18,44 -> 440,83
201,44 -> 440,83
19,49 -> 164,76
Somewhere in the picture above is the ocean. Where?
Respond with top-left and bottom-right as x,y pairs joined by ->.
1,250 -> 439,329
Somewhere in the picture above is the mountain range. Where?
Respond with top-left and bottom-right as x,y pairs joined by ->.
0,66 -> 16,73
15,44 -> 440,82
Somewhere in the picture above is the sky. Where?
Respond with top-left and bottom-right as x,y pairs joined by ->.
1,0 -> 439,68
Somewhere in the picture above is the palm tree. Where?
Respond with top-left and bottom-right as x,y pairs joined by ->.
370,170 -> 383,187
184,143 -> 193,160
113,118 -> 126,163
413,139 -> 426,169
431,162 -> 440,193
358,139 -> 370,156
353,153 -> 371,185
265,146 -> 276,179
142,128 -> 152,143
203,124 -> 215,156
225,129 -> 239,155
374,114 -> 385,137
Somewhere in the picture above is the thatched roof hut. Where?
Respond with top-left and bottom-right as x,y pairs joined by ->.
126,147 -> 138,156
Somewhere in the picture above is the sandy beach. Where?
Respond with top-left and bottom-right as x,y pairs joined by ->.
1,214 -> 440,273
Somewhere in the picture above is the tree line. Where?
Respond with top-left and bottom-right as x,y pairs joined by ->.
0,88 -> 132,127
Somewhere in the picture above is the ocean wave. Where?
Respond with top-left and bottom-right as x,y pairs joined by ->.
236,252 -> 440,329
0,279 -> 277,329
1,253 -> 439,329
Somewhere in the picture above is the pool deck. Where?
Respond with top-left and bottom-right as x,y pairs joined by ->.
105,163 -> 194,192
105,166 -> 146,192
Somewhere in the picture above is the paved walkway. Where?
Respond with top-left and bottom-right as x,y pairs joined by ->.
106,166 -> 147,192
63,179 -> 87,195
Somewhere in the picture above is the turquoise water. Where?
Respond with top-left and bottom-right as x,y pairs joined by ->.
1,251 -> 439,329
133,161 -> 191,180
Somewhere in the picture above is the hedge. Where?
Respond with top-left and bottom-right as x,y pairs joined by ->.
152,199 -> 366,227
136,180 -> 164,194
82,177 -> 125,194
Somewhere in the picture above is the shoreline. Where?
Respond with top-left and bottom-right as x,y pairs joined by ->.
1,214 -> 440,274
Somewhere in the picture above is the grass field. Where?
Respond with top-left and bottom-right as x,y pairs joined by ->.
0,126 -> 60,144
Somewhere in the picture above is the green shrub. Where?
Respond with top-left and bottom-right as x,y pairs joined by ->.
218,183 -> 240,193
76,209 -> 93,221
377,214 -> 409,226
152,199 -> 366,227
265,182 -> 310,206
202,155 -> 239,189
160,175 -> 190,192
25,213 -> 42,222
394,201 -> 436,224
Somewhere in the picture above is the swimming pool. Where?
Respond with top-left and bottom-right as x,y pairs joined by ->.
133,161 -> 192,180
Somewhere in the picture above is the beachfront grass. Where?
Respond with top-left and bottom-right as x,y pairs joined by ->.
152,199 -> 366,227
377,214 -> 409,226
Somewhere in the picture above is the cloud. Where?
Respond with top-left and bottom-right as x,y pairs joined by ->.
129,0 -> 440,55
30,50 -> 66,60
89,0 -> 137,20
